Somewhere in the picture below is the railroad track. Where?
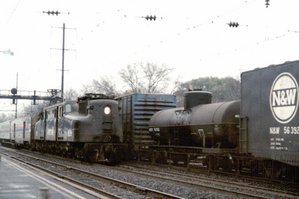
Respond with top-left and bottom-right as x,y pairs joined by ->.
117,162 -> 299,199
2,147 -> 299,198
0,147 -> 182,199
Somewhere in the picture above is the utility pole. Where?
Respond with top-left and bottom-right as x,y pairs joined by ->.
15,73 -> 18,118
43,10 -> 70,101
61,23 -> 65,101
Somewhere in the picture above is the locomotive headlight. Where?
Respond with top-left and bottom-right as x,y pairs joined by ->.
104,106 -> 111,115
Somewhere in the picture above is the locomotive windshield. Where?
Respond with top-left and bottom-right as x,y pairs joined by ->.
64,102 -> 78,114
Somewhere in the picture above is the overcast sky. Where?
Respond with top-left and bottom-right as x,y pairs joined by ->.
1,0 -> 299,112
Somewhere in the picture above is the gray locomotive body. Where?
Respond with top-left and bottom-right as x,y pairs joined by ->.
34,94 -> 124,162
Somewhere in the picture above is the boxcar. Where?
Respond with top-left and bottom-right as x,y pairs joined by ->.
117,93 -> 176,154
240,60 -> 299,166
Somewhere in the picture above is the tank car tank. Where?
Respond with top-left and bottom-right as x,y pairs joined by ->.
149,91 -> 240,149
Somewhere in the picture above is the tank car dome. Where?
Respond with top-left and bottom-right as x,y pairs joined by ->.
184,91 -> 212,110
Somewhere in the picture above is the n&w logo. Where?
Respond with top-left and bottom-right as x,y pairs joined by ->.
270,72 -> 299,124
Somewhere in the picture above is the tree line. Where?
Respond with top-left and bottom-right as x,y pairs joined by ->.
79,62 -> 240,102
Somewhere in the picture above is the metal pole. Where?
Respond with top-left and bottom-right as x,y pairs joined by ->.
61,23 -> 65,101
15,73 -> 18,118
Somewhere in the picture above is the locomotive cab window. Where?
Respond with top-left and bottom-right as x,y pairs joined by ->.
65,104 -> 72,114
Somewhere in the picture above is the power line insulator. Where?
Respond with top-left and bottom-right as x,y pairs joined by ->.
228,21 -> 239,28
43,10 -> 61,16
144,15 -> 157,21
265,0 -> 270,8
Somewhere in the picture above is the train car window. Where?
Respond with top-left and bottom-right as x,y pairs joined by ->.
47,110 -> 54,119
78,101 -> 88,114
23,121 -> 25,138
13,123 -> 16,138
65,104 -> 72,114
53,109 -> 57,118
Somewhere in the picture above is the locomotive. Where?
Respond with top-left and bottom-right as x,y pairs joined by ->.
0,93 -> 124,163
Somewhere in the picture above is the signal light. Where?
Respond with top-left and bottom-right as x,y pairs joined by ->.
228,22 -> 239,28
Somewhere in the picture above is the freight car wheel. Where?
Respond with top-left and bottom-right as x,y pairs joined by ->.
263,160 -> 290,180
88,149 -> 103,162
215,156 -> 233,172
103,146 -> 122,164
154,150 -> 167,164
171,154 -> 188,166
74,148 -> 84,160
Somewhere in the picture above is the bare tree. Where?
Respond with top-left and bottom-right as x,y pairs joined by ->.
119,64 -> 141,93
81,77 -> 120,97
64,88 -> 80,101
0,113 -> 14,122
91,78 -> 120,96
20,101 -> 48,117
142,63 -> 172,93
120,62 -> 173,93
81,84 -> 94,94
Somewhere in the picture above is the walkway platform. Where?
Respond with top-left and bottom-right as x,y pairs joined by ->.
0,155 -> 96,199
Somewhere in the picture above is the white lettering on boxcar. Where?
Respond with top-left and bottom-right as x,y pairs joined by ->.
270,73 -> 299,124
270,127 -> 280,134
